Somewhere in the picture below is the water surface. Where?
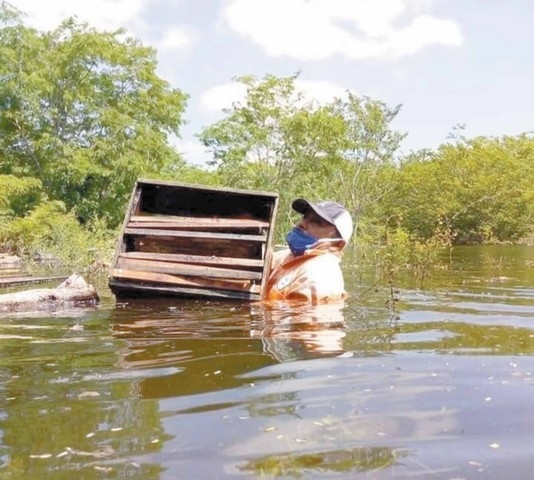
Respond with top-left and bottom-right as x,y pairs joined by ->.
1,245 -> 534,479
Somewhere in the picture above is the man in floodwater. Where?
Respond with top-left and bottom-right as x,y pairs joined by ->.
265,198 -> 353,304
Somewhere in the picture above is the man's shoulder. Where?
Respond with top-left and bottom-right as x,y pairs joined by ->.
270,248 -> 342,273
302,251 -> 341,272
305,250 -> 341,263
271,248 -> 292,269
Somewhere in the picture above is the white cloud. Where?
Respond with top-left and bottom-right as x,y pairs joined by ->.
224,0 -> 463,60
392,68 -> 408,81
157,27 -> 193,51
200,82 -> 248,113
173,138 -> 214,166
10,0 -> 148,32
200,79 -> 349,114
10,0 -> 196,82
296,80 -> 348,103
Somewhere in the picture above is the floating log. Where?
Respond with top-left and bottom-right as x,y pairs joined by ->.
0,273 -> 99,312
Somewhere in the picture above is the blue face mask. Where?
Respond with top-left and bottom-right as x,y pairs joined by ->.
286,227 -> 318,256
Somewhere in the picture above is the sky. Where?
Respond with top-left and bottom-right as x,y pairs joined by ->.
7,0 -> 534,166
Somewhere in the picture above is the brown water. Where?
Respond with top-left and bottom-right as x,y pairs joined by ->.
1,245 -> 534,479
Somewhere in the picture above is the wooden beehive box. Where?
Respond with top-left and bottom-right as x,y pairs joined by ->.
108,179 -> 279,301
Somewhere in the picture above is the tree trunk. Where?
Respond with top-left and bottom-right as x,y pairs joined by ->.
0,273 -> 99,312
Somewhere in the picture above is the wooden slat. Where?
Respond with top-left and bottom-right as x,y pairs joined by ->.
129,215 -> 269,229
109,280 -> 260,301
124,228 -> 266,242
135,178 -> 279,198
108,179 -> 278,301
127,222 -> 264,230
111,269 -> 261,294
116,257 -> 262,280
129,236 -> 261,259
0,275 -> 69,287
0,269 -> 23,276
120,251 -> 264,268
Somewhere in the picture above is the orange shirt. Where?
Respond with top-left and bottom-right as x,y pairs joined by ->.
265,245 -> 347,304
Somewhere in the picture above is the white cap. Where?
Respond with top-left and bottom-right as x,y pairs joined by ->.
292,199 -> 354,246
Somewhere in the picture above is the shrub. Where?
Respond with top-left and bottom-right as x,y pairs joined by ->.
0,201 -> 116,269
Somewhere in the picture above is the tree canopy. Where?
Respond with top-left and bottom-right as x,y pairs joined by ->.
198,73 -> 405,239
199,73 -> 534,245
0,3 -> 188,228
2,3 -> 534,266
382,135 -> 534,243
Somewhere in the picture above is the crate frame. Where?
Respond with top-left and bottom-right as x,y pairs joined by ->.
108,179 -> 279,301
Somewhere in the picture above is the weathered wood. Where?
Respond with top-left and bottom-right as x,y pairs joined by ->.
124,227 -> 267,242
0,268 -> 23,276
112,268 -> 261,294
129,215 -> 269,229
116,257 -> 263,280
109,179 -> 279,300
0,274 -> 99,312
109,186 -> 142,280
110,280 -> 260,300
0,275 -> 69,287
0,254 -> 21,267
120,251 -> 264,268
130,236 -> 262,258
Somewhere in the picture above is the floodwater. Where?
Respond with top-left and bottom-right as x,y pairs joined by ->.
1,245 -> 534,479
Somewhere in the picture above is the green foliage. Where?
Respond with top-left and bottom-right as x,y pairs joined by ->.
328,93 -> 405,227
0,6 -> 188,228
384,135 -> 534,243
199,75 -> 533,250
0,174 -> 44,217
198,72 -> 405,243
374,225 -> 454,289
157,162 -> 224,187
0,200 -> 115,268
2,6 -> 533,275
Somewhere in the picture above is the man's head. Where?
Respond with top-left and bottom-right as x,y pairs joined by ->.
292,199 -> 353,247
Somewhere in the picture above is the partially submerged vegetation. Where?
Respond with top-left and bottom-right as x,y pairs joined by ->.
0,194 -> 115,271
1,3 -> 533,283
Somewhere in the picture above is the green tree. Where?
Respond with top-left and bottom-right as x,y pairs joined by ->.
385,135 -> 534,243
327,93 -> 405,237
0,174 -> 43,218
0,3 -> 188,228
198,73 -> 404,241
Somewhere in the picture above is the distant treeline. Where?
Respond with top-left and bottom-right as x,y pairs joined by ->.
1,3 -> 533,267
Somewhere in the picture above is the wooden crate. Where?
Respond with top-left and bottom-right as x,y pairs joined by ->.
108,179 -> 279,301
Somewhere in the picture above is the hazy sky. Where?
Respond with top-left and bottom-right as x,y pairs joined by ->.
8,0 -> 534,165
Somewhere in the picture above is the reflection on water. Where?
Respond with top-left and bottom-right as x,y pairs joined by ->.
252,302 -> 347,361
238,445 -> 409,477
110,300 -> 348,400
1,245 -> 534,478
